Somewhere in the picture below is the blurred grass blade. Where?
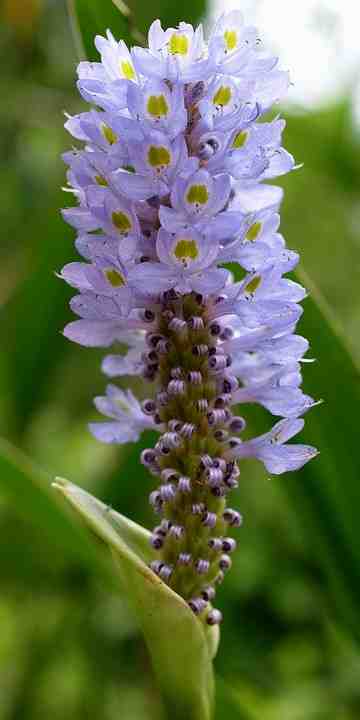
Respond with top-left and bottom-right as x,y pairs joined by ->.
124,0 -> 207,36
282,276 -> 360,640
215,677 -> 252,720
54,479 -> 217,720
230,256 -> 360,643
67,0 -> 138,61
0,438 -> 106,572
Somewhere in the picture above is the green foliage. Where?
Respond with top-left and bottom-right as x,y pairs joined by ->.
54,479 -> 217,720
2,0 -> 360,719
67,0 -> 133,59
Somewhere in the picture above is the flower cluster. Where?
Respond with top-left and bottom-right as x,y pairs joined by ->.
61,12 -> 318,625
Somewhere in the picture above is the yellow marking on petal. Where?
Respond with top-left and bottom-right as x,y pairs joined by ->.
147,94 -> 169,118
116,398 -> 131,412
213,86 -> 232,107
246,222 -> 262,241
224,29 -> 237,51
112,211 -> 132,233
174,238 -> 199,262
169,33 -> 189,55
104,268 -> 125,287
95,175 -> 108,186
101,123 -> 118,145
245,275 -> 261,294
186,184 -> 209,206
148,145 -> 171,168
121,60 -> 135,80
232,130 -> 249,149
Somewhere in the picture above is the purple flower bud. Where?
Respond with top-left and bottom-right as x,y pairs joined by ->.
168,317 -> 187,333
205,467 -> 223,487
146,332 -> 164,348
159,483 -> 176,502
219,554 -> 232,571
142,367 -> 157,381
223,509 -> 243,527
212,457 -> 227,472
192,344 -> 208,356
188,316 -> 204,330
178,476 -> 191,493
196,399 -> 209,413
149,490 -> 163,512
178,553 -> 192,566
142,349 -> 159,365
170,367 -> 183,379
150,533 -> 164,549
179,422 -> 195,438
142,399 -> 156,415
161,467 -> 179,482
213,429 -> 229,442
167,379 -> 186,395
226,437 -> 242,451
211,485 -> 226,497
195,558 -> 210,575
200,454 -> 213,469
206,609 -> 223,626
200,585 -> 216,602
141,309 -> 155,324
219,326 -> 234,341
157,339 -> 171,354
192,503 -> 205,515
188,597 -> 207,615
209,354 -> 228,371
159,564 -> 173,581
161,432 -> 182,449
223,376 -> 239,394
141,448 -> 157,466
202,512 -> 217,528
157,391 -> 169,407
207,409 -> 228,426
208,537 -> 223,552
150,560 -> 163,575
168,419 -> 183,432
222,537 -> 237,553
153,520 -> 169,537
214,394 -> 232,408
188,370 -> 202,385
169,524 -> 184,540
209,322 -> 221,336
223,474 -> 239,489
229,417 -> 246,433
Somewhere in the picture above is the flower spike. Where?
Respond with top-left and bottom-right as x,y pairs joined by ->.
61,12 -> 318,623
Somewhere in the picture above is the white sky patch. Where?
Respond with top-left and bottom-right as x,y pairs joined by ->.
209,0 -> 360,110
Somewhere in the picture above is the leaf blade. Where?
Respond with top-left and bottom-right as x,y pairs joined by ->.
54,479 -> 216,720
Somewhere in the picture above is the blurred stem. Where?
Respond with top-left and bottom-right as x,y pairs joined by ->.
67,0 -> 86,60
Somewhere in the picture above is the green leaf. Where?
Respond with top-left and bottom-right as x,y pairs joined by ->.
0,439 -> 107,574
53,478 -> 217,720
67,0 -> 135,61
124,0 -> 207,36
214,677 -> 252,720
282,270 -> 360,641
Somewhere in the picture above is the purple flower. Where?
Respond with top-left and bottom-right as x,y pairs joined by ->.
60,11 -> 319,616
89,385 -> 154,443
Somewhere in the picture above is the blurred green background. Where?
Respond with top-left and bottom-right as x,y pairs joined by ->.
1,1 -> 360,718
